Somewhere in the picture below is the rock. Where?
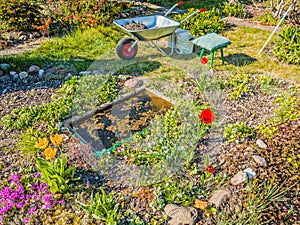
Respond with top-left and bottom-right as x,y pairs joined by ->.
0,63 -> 10,72
124,78 -> 143,88
92,70 -> 104,75
28,65 -> 40,75
79,71 -> 91,76
32,32 -> 41,38
252,154 -> 267,167
0,70 -> 3,77
45,66 -> 74,80
9,71 -> 17,76
19,71 -> 28,79
0,75 -> 9,83
19,35 -> 28,42
64,73 -> 73,81
13,74 -> 19,80
164,204 -> 198,225
256,139 -> 267,149
208,188 -> 231,208
38,69 -> 45,78
18,31 -> 27,37
244,168 -> 256,179
231,171 -> 247,185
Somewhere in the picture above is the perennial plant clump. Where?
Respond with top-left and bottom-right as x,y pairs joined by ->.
0,173 -> 65,224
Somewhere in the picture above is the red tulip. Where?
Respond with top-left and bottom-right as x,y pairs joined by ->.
200,109 -> 214,124
200,8 -> 207,13
205,165 -> 215,174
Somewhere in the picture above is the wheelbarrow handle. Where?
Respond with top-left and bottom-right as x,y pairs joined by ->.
179,8 -> 207,24
164,2 -> 184,17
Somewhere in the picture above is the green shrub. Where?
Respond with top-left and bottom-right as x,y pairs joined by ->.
0,0 -> 43,31
256,12 -> 280,26
222,2 -> 247,18
222,73 -> 254,100
174,8 -> 225,37
274,26 -> 300,65
46,0 -> 131,29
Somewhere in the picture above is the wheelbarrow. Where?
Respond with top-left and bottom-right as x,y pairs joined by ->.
113,2 -> 205,60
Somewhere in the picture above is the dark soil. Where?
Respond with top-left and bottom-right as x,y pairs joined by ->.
124,21 -> 148,31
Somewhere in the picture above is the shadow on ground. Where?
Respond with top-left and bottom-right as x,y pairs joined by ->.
224,53 -> 257,66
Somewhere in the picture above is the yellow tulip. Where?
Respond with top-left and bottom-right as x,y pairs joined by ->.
35,138 -> 49,149
50,134 -> 63,147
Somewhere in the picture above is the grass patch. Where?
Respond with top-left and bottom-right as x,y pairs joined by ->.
0,27 -> 121,72
211,26 -> 300,82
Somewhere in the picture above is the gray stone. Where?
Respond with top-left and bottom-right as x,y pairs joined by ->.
19,35 -> 27,42
92,70 -> 104,75
0,70 -> 3,77
0,63 -> 10,71
231,171 -> 247,185
164,204 -> 198,225
256,139 -> 267,149
10,71 -> 17,76
79,71 -> 91,76
244,168 -> 256,179
124,78 -> 143,88
38,69 -> 45,78
64,73 -> 73,81
13,74 -> 19,80
208,188 -> 231,208
0,75 -> 9,83
252,154 -> 267,167
19,71 -> 28,79
32,32 -> 41,38
28,65 -> 40,75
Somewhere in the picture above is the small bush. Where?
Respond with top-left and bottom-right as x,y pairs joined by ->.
222,2 -> 247,18
0,0 -> 43,31
174,8 -> 225,37
274,26 -> 300,65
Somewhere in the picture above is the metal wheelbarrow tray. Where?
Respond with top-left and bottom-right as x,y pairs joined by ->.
113,2 -> 204,60
114,15 -> 180,41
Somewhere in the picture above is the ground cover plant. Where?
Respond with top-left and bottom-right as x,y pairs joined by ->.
0,0 -> 300,224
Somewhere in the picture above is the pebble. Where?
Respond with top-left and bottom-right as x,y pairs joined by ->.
231,171 -> 247,185
38,69 -> 45,78
0,63 -> 10,71
79,71 -> 91,76
13,74 -> 19,80
9,71 -> 17,76
208,188 -> 231,208
244,167 -> 256,179
252,154 -> 267,167
256,139 -> 267,149
19,71 -> 28,79
164,204 -> 198,225
0,75 -> 9,83
28,65 -> 40,75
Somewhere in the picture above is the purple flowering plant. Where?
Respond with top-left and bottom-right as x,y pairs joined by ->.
0,172 -> 65,224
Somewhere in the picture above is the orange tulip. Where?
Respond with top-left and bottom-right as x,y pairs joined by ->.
44,147 -> 57,160
50,134 -> 63,147
35,138 -> 49,149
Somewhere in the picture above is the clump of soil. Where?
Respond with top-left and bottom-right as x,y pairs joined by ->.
124,21 -> 147,30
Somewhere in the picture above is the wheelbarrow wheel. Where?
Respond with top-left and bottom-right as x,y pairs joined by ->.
116,38 -> 138,60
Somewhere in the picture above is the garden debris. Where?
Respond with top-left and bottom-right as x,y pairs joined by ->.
208,188 -> 231,208
231,171 -> 247,185
244,167 -> 256,179
164,204 -> 198,225
252,154 -> 268,166
194,199 -> 208,210
256,139 -> 268,149
124,21 -> 147,30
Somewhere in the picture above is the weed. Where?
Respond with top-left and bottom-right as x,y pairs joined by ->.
79,189 -> 121,225
224,122 -> 255,143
